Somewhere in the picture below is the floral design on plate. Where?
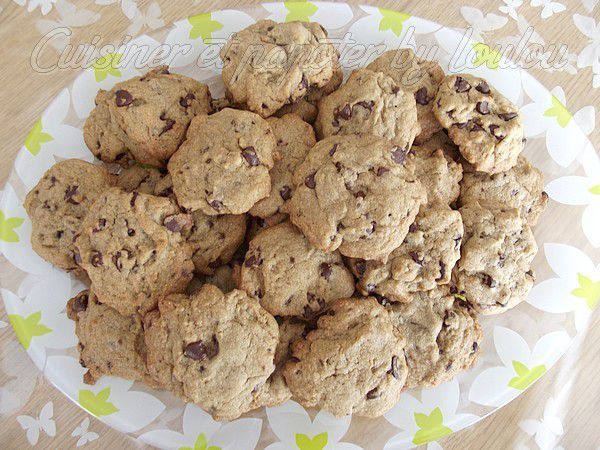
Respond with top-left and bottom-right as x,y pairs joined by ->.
521,74 -> 595,167
384,379 -> 479,449
44,355 -> 165,433
262,1 -> 353,29
16,401 -> 56,446
519,396 -> 564,449
469,327 -> 571,408
265,400 -> 362,450
528,243 -> 600,332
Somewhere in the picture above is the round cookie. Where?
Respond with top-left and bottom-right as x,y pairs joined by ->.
388,286 -> 482,389
144,284 -> 279,421
239,222 -> 355,318
283,297 -> 407,417
168,108 -> 276,215
84,66 -> 212,167
67,289 -> 157,386
409,144 -> 463,205
433,74 -> 525,174
455,201 -> 537,314
367,48 -> 445,143
286,134 -> 427,261
188,210 -> 246,275
459,155 -> 548,225
24,159 -> 114,274
220,20 -> 339,117
74,187 -> 194,316
249,114 -> 316,219
316,68 -> 419,150
354,202 -> 463,301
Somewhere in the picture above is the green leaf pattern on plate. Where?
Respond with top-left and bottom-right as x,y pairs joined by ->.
92,53 -> 123,83
412,407 -> 452,445
295,432 -> 328,450
571,273 -> 600,310
24,119 -> 53,156
179,432 -> 221,450
79,387 -> 120,417
0,211 -> 24,243
543,95 -> 572,128
8,311 -> 51,349
188,13 -> 224,42
508,361 -> 546,390
284,2 -> 318,22
378,8 -> 411,37
472,43 -> 502,70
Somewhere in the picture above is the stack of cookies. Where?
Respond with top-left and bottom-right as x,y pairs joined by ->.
23,19 -> 547,421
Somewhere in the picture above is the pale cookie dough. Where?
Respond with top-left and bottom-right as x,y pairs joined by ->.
220,20 -> 339,117
354,203 -> 463,301
388,286 -> 482,388
316,68 -> 419,150
455,202 -> 537,314
367,48 -> 444,143
84,66 -> 212,167
144,284 -> 279,421
286,134 -> 427,261
433,74 -> 525,174
74,187 -> 194,315
459,155 -> 548,225
239,222 -> 355,318
67,289 -> 158,387
408,144 -> 463,204
249,114 -> 316,219
24,159 -> 114,274
168,108 -> 275,215
283,297 -> 407,418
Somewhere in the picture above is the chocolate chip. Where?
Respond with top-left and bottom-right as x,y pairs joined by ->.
409,223 -> 418,233
472,341 -> 479,352
374,294 -> 391,307
72,292 -> 89,312
112,251 -> 123,271
320,263 -> 332,280
64,185 -> 80,205
184,341 -> 209,361
454,77 -> 471,92
376,167 -> 389,176
354,190 -> 366,199
305,173 -> 316,189
73,250 -> 82,265
453,235 -> 462,249
335,103 -> 352,120
355,261 -> 366,276
476,81 -> 490,94
470,121 -> 484,132
366,388 -> 381,399
160,117 -> 175,135
245,254 -> 261,267
209,199 -> 223,211
409,251 -> 423,265
389,355 -> 401,379
242,146 -> 260,166
437,261 -> 446,280
279,185 -> 292,200
130,192 -> 138,207
356,100 -> 375,111
391,146 -> 408,164
366,283 -> 376,293
481,273 -> 496,287
366,221 -> 376,235
92,218 -> 106,233
498,112 -> 518,121
56,230 -> 63,239
489,124 -> 505,140
115,89 -> 133,107
163,214 -> 191,232
455,121 -> 469,129
329,143 -> 338,156
90,251 -> 103,267
476,101 -> 490,115
128,228 -> 135,236
446,361 -> 453,371
415,87 -> 430,105
299,75 -> 308,90
179,93 -> 195,108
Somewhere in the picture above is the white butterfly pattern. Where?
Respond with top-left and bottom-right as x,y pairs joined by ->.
16,401 -> 56,446
12,0 -> 57,15
125,1 -> 165,36
530,0 -> 567,19
460,6 -> 509,41
499,0 -> 523,20
519,397 -> 564,449
71,417 -> 100,447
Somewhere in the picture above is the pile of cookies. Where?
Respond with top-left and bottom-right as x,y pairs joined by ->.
23,19 -> 547,421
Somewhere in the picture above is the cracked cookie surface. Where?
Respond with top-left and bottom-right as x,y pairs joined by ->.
367,49 -> 444,143
433,74 -> 524,174
316,68 -> 419,150
84,66 -> 212,167
239,222 -> 355,318
169,108 -> 275,215
24,159 -> 114,274
455,201 -> 537,314
283,297 -> 407,417
286,134 -> 426,260
220,20 -> 339,117
74,187 -> 194,315
144,284 -> 279,421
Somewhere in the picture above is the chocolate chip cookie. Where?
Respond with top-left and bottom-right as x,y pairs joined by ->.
353,202 -> 463,301
84,66 -> 212,167
220,20 -> 339,117
144,284 -> 279,421
459,155 -> 547,225
168,108 -> 275,215
409,144 -> 463,205
74,187 -> 194,315
24,159 -> 114,274
455,201 -> 537,314
67,289 -> 157,386
388,286 -> 481,388
367,48 -> 445,143
239,222 -> 355,318
433,74 -> 524,174
249,114 -> 316,219
286,134 -> 427,260
283,297 -> 407,417
316,68 -> 419,150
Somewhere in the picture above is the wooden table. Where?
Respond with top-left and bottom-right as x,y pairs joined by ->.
0,1 -> 598,448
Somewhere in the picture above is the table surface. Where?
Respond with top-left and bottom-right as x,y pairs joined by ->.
0,0 -> 598,449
